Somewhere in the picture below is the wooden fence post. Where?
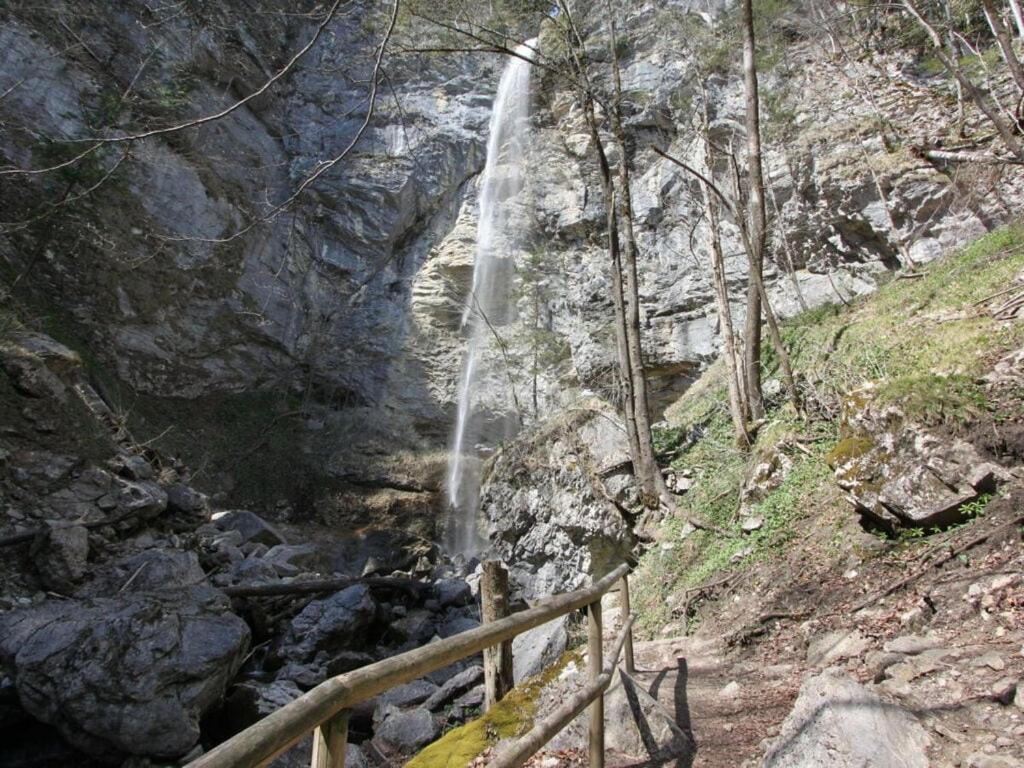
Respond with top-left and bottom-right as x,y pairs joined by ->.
619,576 -> 635,674
587,598 -> 604,768
310,709 -> 349,768
481,560 -> 514,710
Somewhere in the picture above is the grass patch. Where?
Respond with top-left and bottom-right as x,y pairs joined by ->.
632,225 -> 1024,637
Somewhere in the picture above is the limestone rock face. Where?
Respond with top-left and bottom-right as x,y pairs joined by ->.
761,670 -> 930,768
0,586 -> 250,761
481,402 -> 636,600
827,384 -> 1008,531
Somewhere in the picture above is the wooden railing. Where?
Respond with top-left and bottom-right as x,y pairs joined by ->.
186,562 -> 635,768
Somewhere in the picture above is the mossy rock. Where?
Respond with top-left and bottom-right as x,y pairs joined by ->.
404,649 -> 582,768
825,437 -> 875,470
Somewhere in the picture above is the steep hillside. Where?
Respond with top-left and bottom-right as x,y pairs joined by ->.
621,225 -> 1024,766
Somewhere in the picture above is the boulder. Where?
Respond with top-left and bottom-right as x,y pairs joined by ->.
433,578 -> 473,608
547,669 -> 693,763
438,615 -> 480,638
481,405 -> 637,600
391,609 -> 437,644
761,671 -> 929,767
0,333 -> 79,401
373,707 -> 440,755
0,586 -> 250,760
512,615 -> 568,683
165,483 -> 208,517
827,384 -> 1008,531
77,548 -> 206,597
263,544 -> 319,576
279,584 -> 380,662
213,510 -> 286,547
424,665 -> 484,711
30,523 -> 89,593
806,629 -> 869,667
375,679 -> 438,711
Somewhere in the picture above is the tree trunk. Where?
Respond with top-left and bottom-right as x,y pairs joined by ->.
902,0 -> 1024,162
481,561 -> 514,710
741,0 -> 766,420
700,95 -> 751,448
606,14 -> 662,507
981,0 -> 1024,95
1010,0 -> 1024,39
740,0 -> 802,415
558,3 -> 647,498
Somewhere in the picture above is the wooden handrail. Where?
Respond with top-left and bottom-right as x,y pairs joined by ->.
187,563 -> 631,768
489,614 -> 636,768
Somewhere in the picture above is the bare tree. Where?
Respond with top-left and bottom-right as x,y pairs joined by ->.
698,92 -> 751,448
901,0 -> 1024,162
981,0 -> 1024,96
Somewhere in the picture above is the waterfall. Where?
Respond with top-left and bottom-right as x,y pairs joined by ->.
446,41 -> 536,555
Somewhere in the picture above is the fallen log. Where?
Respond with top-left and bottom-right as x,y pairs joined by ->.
0,509 -> 144,548
222,576 -> 428,599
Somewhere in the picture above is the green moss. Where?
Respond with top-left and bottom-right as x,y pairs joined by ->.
633,226 -> 1024,637
876,373 -> 987,427
404,650 -> 582,768
825,437 -> 875,468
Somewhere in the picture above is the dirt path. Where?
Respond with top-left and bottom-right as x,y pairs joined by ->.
619,636 -> 799,768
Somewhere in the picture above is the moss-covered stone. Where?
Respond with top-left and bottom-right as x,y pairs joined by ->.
404,649 -> 582,768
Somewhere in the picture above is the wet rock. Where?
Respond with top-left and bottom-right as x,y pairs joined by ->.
325,650 -> 376,677
223,679 -> 303,732
0,587 -> 250,760
30,523 -> 88,593
424,665 -> 484,711
268,738 -> 367,768
391,609 -> 437,644
512,615 -> 568,683
280,584 -> 380,662
213,510 -> 286,547
761,670 -> 929,768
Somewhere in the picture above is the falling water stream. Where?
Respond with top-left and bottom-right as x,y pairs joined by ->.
446,41 -> 536,555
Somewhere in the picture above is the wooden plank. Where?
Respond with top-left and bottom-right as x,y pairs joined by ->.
481,561 -> 514,710
187,563 -> 630,768
310,710 -> 349,768
619,576 -> 635,674
588,598 -> 604,768
490,615 -> 634,768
